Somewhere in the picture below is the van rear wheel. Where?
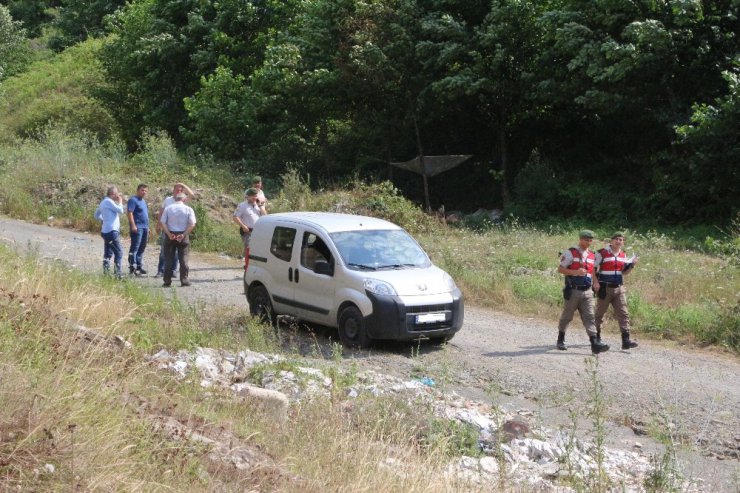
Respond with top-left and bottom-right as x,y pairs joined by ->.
249,285 -> 276,327
338,306 -> 370,348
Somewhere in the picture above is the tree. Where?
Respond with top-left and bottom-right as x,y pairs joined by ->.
50,0 -> 127,50
0,4 -> 31,81
3,0 -> 54,38
427,0 -> 547,206
655,70 -> 740,223
529,0 -> 740,221
100,0 -> 299,148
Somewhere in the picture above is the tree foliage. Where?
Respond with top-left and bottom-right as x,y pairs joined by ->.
6,0 -> 739,224
50,0 -> 127,50
2,0 -> 55,38
0,4 -> 32,81
0,38 -> 117,142
658,71 -> 740,222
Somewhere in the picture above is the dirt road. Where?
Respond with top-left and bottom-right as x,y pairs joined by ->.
1,216 -> 738,491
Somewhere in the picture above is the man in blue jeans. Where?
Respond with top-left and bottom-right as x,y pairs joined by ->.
94,185 -> 125,279
127,183 -> 150,276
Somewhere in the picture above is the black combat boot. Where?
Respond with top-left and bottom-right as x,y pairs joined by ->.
590,336 -> 609,354
596,327 -> 602,343
621,331 -> 638,349
556,332 -> 567,350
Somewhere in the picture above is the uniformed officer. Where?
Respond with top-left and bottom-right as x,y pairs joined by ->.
556,230 -> 610,354
594,232 -> 639,349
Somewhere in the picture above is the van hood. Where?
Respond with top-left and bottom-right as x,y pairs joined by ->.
366,266 -> 453,296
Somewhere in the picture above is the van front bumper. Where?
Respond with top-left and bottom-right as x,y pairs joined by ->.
364,289 -> 464,341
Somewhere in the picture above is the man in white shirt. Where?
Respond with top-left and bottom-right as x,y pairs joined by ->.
159,193 -> 197,287
233,187 -> 267,270
155,182 -> 194,277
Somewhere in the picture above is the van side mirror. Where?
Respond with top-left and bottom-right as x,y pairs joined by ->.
314,260 -> 333,276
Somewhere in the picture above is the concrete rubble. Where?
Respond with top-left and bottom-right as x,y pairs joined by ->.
147,347 -> 704,492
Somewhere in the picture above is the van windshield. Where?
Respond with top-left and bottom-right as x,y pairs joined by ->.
330,229 -> 431,270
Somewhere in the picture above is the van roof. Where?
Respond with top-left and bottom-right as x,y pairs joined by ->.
259,212 -> 402,233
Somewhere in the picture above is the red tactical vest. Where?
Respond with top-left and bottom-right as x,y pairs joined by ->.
566,247 -> 594,287
596,247 -> 627,284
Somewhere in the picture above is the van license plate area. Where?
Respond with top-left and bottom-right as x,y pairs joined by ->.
416,313 -> 446,324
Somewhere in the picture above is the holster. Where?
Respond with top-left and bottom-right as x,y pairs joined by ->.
562,286 -> 572,300
597,284 -> 607,299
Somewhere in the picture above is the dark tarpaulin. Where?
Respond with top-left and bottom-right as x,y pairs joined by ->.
390,155 -> 472,177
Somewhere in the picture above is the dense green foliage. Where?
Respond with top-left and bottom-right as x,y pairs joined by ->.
0,4 -> 31,80
2,0 -> 54,38
49,0 -> 127,50
0,38 -> 116,141
1,0 -> 738,224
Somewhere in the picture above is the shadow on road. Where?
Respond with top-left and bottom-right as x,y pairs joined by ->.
482,344 -> 591,357
184,277 -> 241,284
188,267 -> 240,272
270,319 -> 448,359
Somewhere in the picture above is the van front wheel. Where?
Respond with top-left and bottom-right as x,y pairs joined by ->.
338,306 -> 371,349
249,285 -> 277,327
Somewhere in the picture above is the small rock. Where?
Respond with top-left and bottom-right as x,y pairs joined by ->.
502,418 -> 530,441
459,456 -> 479,470
479,456 -> 499,474
43,463 -> 55,474
540,461 -> 559,479
234,384 -> 288,421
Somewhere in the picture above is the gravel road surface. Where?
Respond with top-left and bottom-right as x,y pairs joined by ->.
1,216 -> 738,491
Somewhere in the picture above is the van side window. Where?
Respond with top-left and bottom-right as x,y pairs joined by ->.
300,232 -> 334,275
270,227 -> 296,262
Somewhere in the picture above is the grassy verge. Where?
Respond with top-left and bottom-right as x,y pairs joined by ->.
0,129 -> 737,351
419,226 -> 738,351
0,245 -> 487,491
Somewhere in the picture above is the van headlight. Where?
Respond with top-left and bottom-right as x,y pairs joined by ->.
364,278 -> 397,296
443,273 -> 458,291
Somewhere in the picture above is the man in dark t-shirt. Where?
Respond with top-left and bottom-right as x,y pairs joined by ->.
127,184 -> 150,275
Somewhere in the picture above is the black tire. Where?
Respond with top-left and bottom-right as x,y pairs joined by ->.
338,306 -> 371,348
249,285 -> 277,326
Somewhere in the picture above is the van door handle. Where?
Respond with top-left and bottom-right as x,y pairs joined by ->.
295,269 -> 299,283
288,267 -> 293,282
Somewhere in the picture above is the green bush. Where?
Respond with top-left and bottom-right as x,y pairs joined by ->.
271,170 -> 437,235
0,38 -> 118,143
0,5 -> 32,80
423,418 -> 482,458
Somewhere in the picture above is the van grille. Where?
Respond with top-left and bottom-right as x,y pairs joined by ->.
405,303 -> 452,314
404,303 -> 454,331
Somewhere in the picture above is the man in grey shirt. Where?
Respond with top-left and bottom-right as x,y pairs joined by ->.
159,193 -> 197,287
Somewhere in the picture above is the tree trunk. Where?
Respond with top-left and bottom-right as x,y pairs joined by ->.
414,114 -> 431,212
498,126 -> 511,207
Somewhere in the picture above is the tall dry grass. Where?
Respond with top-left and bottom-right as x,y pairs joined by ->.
0,246 -> 499,491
